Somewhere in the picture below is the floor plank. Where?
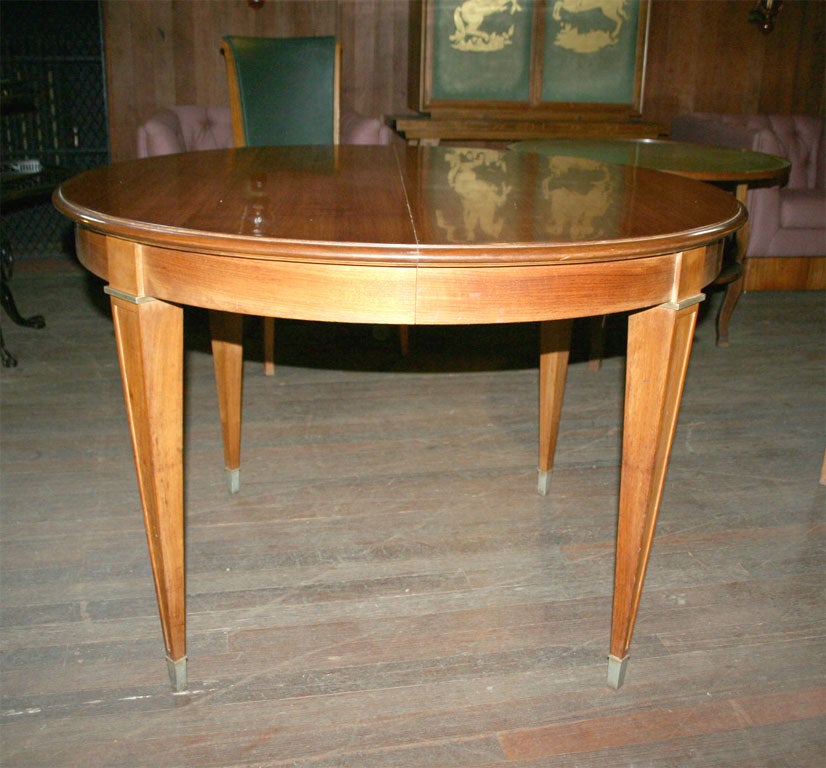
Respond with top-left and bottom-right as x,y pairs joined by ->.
1,266 -> 823,767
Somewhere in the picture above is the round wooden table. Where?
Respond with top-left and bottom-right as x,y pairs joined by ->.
511,138 -> 791,347
54,145 -> 745,691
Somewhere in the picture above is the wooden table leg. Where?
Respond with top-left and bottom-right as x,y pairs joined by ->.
109,293 -> 187,691
608,300 -> 700,688
716,183 -> 749,347
538,319 -> 572,495
262,316 -> 275,376
587,314 -> 608,372
210,311 -> 244,494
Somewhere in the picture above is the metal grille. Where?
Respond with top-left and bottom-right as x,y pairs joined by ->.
1,0 -> 109,260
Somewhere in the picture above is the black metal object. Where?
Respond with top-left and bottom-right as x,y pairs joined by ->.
0,236 -> 46,367
1,0 -> 108,364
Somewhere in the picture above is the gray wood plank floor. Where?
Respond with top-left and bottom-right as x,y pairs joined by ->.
1,264 -> 824,767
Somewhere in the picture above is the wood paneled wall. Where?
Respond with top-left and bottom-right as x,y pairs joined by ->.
103,0 -> 824,162
102,0 -> 412,161
642,0 -> 825,128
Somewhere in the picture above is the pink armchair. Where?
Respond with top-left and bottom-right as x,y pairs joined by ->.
671,113 -> 825,291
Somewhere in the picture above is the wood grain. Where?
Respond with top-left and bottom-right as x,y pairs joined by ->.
51,144 -> 746,693
744,255 -> 826,291
499,688 -> 826,760
101,0 -> 824,162
109,294 -> 186,677
1,270 -> 823,766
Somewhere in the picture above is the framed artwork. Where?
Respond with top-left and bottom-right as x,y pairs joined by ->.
409,0 -> 651,119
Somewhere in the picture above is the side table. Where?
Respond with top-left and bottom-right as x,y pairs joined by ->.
510,139 -> 791,348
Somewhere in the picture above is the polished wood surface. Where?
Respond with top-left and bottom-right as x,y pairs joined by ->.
511,139 -> 791,184
745,255 -> 826,291
56,145 -> 742,266
512,138 -> 792,347
393,116 -> 663,145
109,295 -> 186,680
54,144 -> 745,691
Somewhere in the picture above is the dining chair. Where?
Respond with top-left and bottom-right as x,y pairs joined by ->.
221,35 -> 341,375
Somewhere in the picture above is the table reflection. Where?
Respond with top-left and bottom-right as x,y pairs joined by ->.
538,155 -> 619,240
430,147 -> 621,244
435,148 -> 513,242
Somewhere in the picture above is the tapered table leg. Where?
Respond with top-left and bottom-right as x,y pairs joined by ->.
210,311 -> 244,493
109,293 -> 186,691
608,300 -> 700,688
262,316 -> 275,376
538,319 -> 572,496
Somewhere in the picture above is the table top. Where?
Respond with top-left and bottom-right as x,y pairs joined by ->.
510,138 -> 791,185
55,145 -> 745,268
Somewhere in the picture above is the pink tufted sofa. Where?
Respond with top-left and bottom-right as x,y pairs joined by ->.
671,113 -> 825,290
136,104 -> 399,159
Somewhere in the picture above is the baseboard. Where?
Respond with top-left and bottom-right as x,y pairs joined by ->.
744,256 -> 826,290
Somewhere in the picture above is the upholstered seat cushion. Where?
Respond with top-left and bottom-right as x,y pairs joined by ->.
781,189 -> 825,229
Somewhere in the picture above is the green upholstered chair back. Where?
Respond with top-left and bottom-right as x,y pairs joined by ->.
220,35 -> 340,148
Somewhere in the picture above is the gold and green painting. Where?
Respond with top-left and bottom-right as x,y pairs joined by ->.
421,0 -> 649,113
542,0 -> 643,104
431,0 -> 534,102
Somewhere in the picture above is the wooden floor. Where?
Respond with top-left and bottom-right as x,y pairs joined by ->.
1,263 -> 824,767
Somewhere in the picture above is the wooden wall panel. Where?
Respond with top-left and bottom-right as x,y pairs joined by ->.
103,0 -> 823,163
641,0 -> 825,128
759,0 -> 825,115
103,0 -> 340,162
337,1 -> 412,119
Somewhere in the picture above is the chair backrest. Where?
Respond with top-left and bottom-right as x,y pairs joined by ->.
220,35 -> 340,148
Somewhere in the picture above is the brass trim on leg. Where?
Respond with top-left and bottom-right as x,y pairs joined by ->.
537,469 -> 552,496
663,293 -> 705,311
226,467 -> 241,494
104,286 -> 156,304
166,655 -> 188,692
607,654 -> 629,689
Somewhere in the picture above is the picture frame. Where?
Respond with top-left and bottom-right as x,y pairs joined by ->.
409,0 -> 651,120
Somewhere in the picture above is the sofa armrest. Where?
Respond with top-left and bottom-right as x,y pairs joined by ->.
137,106 -> 234,158
340,108 -> 401,147
136,108 -> 188,158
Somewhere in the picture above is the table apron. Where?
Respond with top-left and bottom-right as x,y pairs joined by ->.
77,228 -> 723,325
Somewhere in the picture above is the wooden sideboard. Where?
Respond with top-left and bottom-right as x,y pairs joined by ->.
393,113 -> 663,145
